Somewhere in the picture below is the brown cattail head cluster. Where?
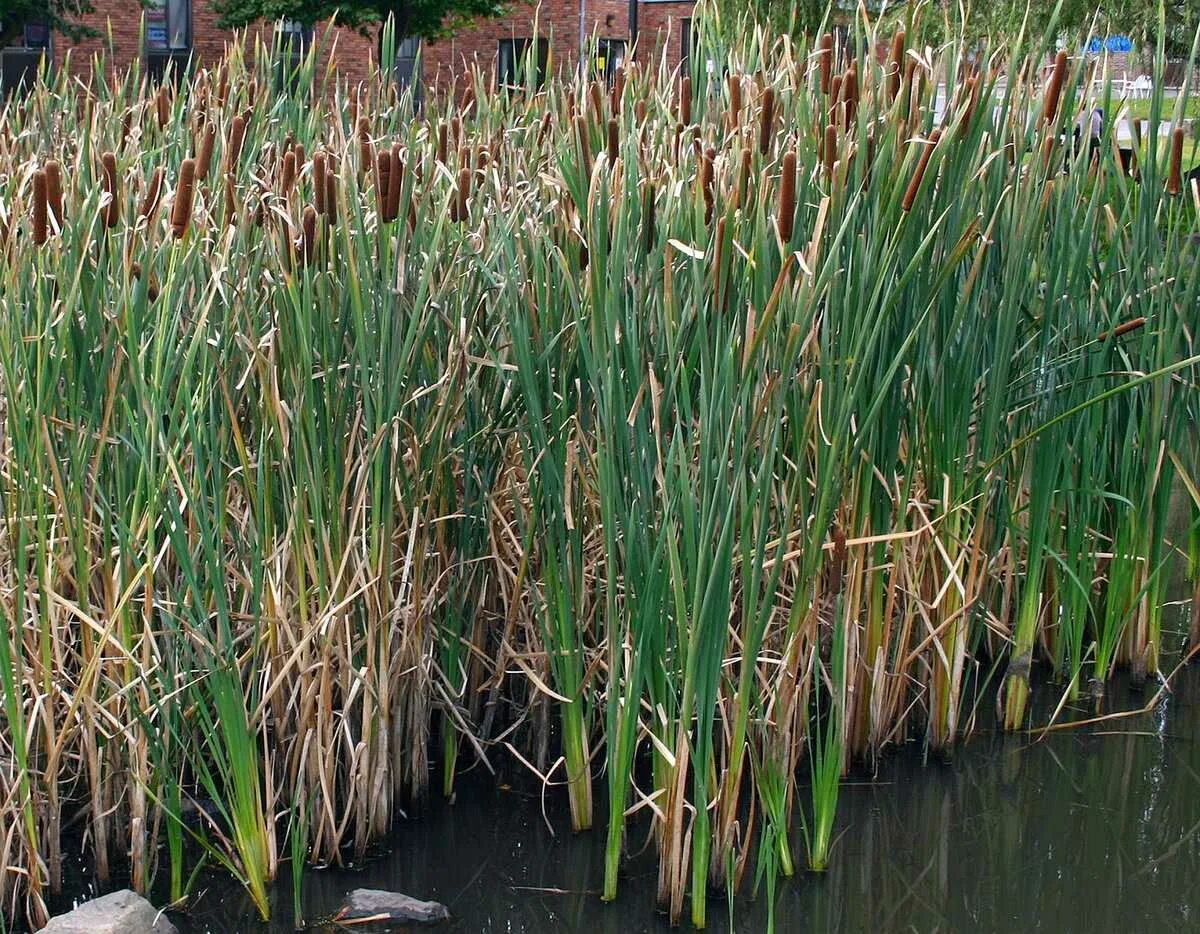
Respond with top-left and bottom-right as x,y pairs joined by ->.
823,124 -> 837,179
45,160 -> 63,228
197,123 -> 217,180
156,86 -> 170,128
576,115 -> 593,177
226,115 -> 247,172
902,129 -> 941,212
841,63 -> 859,125
1166,127 -> 1184,196
300,204 -> 318,264
700,146 -> 715,224
606,118 -> 619,166
313,151 -> 327,215
32,169 -> 48,246
101,151 -> 120,229
818,32 -> 834,96
759,88 -> 775,156
171,158 -> 197,238
778,148 -> 797,242
679,76 -> 692,126
1042,50 -> 1068,125
727,73 -> 742,131
452,166 -> 471,223
281,150 -> 299,198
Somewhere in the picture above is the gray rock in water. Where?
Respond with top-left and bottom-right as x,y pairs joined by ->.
39,890 -> 176,934
340,888 -> 450,925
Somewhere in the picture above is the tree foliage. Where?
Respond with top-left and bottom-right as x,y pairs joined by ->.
209,0 -> 507,41
0,0 -> 93,47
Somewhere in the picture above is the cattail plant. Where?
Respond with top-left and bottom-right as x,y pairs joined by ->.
101,151 -> 119,228
759,87 -> 775,156
45,159 -> 63,227
171,157 -> 196,238
1042,50 -> 1068,125
902,129 -> 939,211
778,148 -> 796,242
1166,127 -> 1184,196
197,123 -> 217,180
31,168 -> 48,245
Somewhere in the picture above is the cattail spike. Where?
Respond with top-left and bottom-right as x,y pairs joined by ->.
32,169 -> 48,246
758,88 -> 775,157
101,151 -> 120,229
778,149 -> 796,242
902,130 -> 940,212
819,32 -> 834,96
171,157 -> 197,238
197,124 -> 216,181
45,160 -> 63,228
1042,50 -> 1068,125
1166,127 -> 1184,196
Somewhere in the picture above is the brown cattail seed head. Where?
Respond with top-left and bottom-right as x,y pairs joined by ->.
1043,50 -> 1068,125
101,151 -> 119,228
224,172 -> 236,226
728,74 -> 742,130
679,76 -> 692,126
197,124 -> 216,180
32,169 -> 48,246
437,121 -> 449,164
281,150 -> 297,195
841,63 -> 859,124
607,118 -> 619,166
823,124 -> 837,178
455,166 -> 471,222
701,146 -> 715,224
819,32 -> 834,95
226,115 -> 247,171
313,151 -> 327,216
1166,127 -> 1184,196
902,130 -> 940,212
324,172 -> 336,223
759,87 -> 775,156
576,115 -> 593,176
778,149 -> 797,242
300,204 -> 317,264
45,160 -> 63,227
171,158 -> 197,238
385,144 -> 403,223
376,150 -> 391,218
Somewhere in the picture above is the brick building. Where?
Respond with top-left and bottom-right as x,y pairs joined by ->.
0,0 -> 697,96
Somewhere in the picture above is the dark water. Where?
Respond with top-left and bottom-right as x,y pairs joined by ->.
44,602 -> 1200,934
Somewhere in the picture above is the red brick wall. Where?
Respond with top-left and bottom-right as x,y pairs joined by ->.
22,0 -> 693,92
42,1 -> 374,86
635,1 -> 693,70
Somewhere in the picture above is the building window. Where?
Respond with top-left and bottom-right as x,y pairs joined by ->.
680,18 -> 692,70
498,37 -> 548,90
145,0 -> 191,52
22,21 -> 51,49
276,19 -> 313,53
592,38 -> 625,86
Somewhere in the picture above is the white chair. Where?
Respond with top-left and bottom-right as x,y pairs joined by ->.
1128,75 -> 1153,99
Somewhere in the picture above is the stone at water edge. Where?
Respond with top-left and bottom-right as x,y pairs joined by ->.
339,888 -> 451,925
38,890 -> 177,934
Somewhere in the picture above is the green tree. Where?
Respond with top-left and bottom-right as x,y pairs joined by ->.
209,0 -> 506,41
0,0 -> 93,47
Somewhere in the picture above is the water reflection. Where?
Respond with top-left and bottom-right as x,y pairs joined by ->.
145,659 -> 1200,933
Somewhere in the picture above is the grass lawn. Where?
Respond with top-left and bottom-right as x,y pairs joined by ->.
1123,95 -> 1200,120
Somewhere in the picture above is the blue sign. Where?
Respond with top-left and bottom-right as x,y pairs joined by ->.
1087,35 -> 1133,53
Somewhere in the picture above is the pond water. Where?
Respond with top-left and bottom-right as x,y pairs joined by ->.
45,604 -> 1200,933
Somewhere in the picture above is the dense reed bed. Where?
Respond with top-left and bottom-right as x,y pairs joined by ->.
0,9 -> 1198,929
